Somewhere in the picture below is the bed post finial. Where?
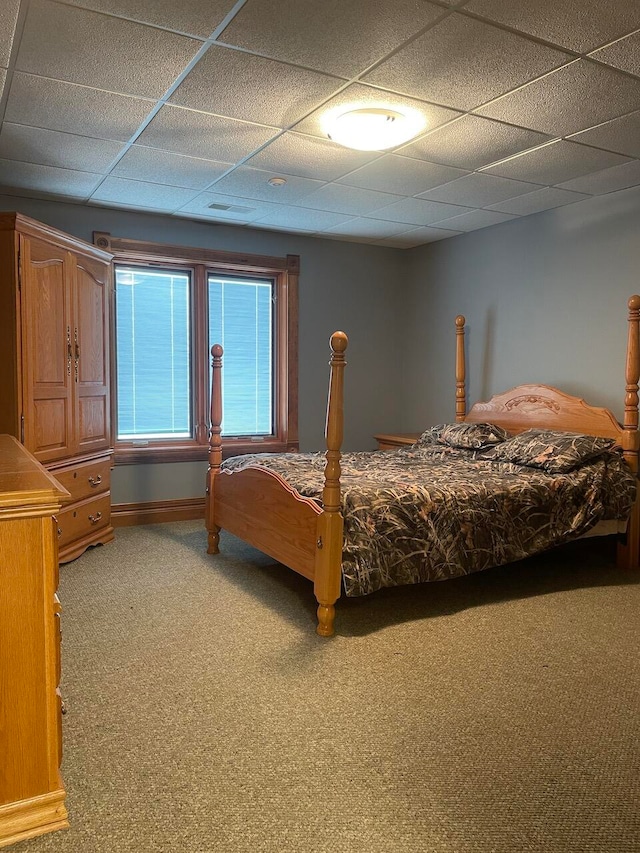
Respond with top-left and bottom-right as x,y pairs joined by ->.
455,315 -> 466,422
315,331 -> 348,637
206,344 -> 224,554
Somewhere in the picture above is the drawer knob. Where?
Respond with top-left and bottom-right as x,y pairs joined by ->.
88,512 -> 102,524
88,474 -> 102,487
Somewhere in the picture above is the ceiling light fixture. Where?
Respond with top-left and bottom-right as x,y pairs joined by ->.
323,105 -> 426,151
268,177 -> 287,187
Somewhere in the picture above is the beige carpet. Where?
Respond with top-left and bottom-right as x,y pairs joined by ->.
21,523 -> 640,853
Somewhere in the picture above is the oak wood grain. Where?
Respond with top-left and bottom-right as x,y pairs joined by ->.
0,436 -> 69,847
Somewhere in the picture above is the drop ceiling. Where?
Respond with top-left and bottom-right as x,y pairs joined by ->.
0,0 -> 639,248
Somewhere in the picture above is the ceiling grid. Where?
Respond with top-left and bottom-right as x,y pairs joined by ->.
0,0 -> 638,248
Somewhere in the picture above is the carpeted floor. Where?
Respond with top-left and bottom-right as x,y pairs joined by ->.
19,522 -> 640,853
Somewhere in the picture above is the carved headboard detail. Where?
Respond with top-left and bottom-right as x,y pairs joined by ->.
464,383 -> 624,440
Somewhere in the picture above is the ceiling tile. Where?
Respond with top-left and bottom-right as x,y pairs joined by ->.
336,154 -> 468,195
477,59 -> 640,136
321,218 -> 412,239
111,146 -> 232,189
0,0 -> 19,67
208,166 -> 324,203
61,0 -> 237,38
170,45 -> 343,128
556,160 -> 640,194
486,186 -> 591,215
368,197 -> 474,225
245,133 -> 378,182
252,207 -> 354,231
0,159 -> 102,198
0,124 -> 124,173
364,14 -> 571,111
375,225 -> 462,247
178,191 -> 282,222
464,0 -> 640,53
483,140 -> 631,185
4,73 -> 156,141
136,104 -> 279,161
296,183 -> 403,215
16,0 -> 203,99
590,31 -> 640,78
218,0 -> 445,78
398,114 -> 550,169
292,82 -> 461,142
431,208 -> 518,230
0,69 -> 6,97
419,172 -> 540,206
90,176 -> 199,210
568,110 -> 640,158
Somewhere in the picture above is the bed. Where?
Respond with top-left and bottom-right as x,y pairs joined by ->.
205,296 -> 640,637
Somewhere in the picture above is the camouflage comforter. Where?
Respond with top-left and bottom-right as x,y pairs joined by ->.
221,444 -> 636,597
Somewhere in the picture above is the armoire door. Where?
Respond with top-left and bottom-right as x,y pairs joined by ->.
20,235 -> 75,463
74,253 -> 111,454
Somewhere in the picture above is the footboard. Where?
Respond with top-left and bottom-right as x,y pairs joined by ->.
206,332 -> 348,637
213,467 -> 321,581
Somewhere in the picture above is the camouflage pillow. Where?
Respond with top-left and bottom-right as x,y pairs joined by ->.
418,422 -> 509,449
482,428 -> 616,473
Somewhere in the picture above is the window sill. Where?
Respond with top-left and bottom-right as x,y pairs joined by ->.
114,439 -> 300,465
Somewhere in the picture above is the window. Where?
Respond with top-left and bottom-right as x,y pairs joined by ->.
115,267 -> 192,440
207,275 -> 273,437
95,233 -> 299,463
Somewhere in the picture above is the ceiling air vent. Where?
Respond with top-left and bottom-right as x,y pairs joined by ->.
208,202 -> 255,213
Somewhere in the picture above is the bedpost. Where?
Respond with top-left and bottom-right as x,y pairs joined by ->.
315,331 -> 348,637
455,315 -> 466,421
618,295 -> 640,569
206,344 -> 224,555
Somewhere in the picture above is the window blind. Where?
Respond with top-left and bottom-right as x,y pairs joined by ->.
115,267 -> 191,439
208,276 -> 273,436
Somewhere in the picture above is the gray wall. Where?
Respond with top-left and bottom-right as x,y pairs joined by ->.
6,184 -> 639,504
400,184 -> 640,433
0,195 -> 404,502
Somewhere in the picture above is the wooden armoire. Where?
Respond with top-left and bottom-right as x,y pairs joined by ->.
0,213 -> 114,562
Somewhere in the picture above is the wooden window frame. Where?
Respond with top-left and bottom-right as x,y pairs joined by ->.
94,233 -> 299,464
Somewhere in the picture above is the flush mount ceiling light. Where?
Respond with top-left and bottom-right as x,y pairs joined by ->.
323,105 -> 426,151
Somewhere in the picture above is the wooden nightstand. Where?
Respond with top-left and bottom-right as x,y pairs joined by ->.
374,433 -> 421,451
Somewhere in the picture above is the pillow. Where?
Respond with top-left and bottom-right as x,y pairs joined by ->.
418,422 -> 509,449
482,428 -> 616,473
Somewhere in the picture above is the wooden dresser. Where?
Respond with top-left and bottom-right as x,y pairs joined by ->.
374,432 -> 420,451
0,213 -> 114,562
0,435 -> 69,847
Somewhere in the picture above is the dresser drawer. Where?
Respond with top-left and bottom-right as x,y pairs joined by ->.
54,457 -> 111,503
57,493 -> 111,549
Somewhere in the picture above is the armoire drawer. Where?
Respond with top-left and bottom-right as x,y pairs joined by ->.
53,458 -> 111,504
57,493 -> 111,548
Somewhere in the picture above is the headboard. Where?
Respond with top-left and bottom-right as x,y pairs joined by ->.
454,296 -> 640,475
464,383 -> 625,440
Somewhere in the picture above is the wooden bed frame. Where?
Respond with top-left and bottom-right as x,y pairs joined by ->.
206,297 -> 640,637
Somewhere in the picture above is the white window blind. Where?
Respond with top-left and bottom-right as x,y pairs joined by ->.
115,267 -> 191,440
115,267 -> 274,442
208,276 -> 273,436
